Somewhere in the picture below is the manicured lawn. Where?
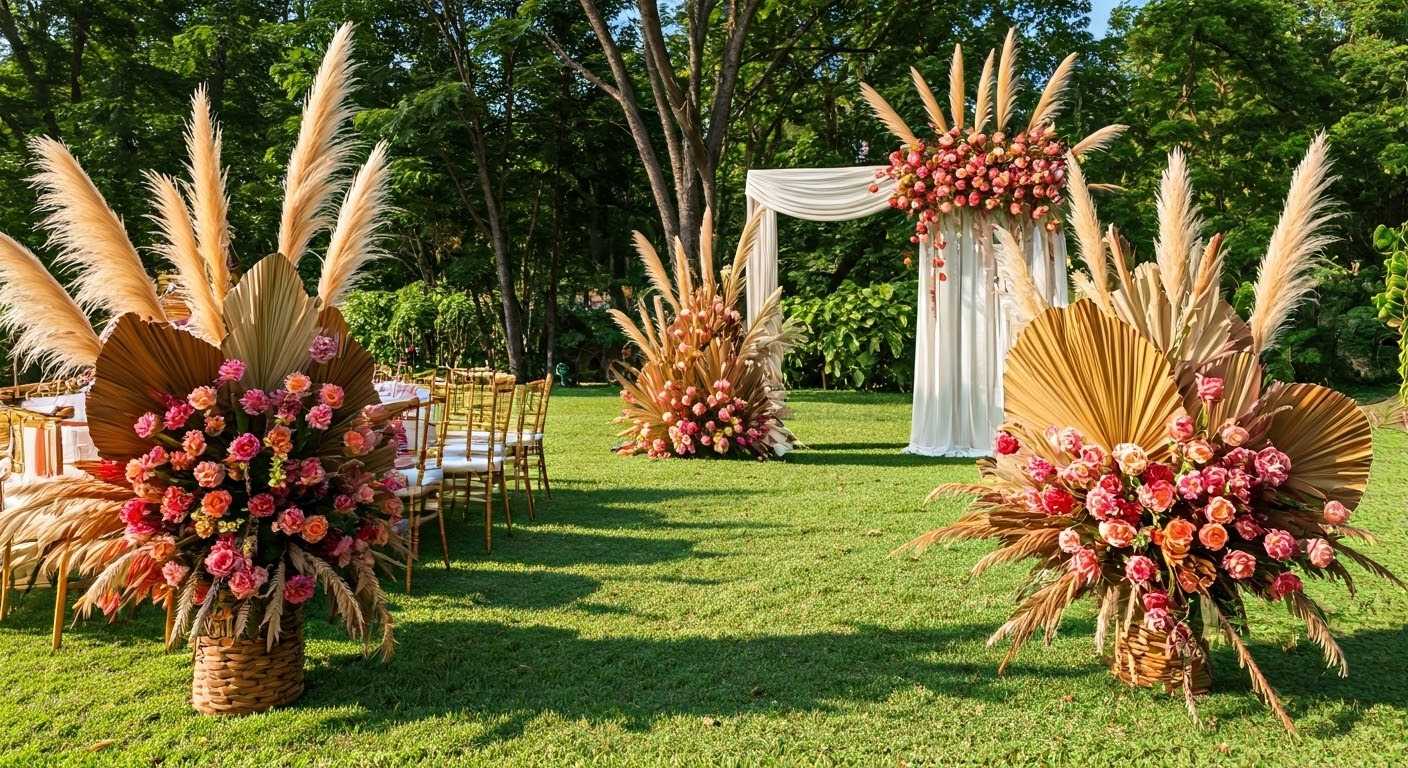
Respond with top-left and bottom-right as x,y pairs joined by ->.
1,386 -> 1406,766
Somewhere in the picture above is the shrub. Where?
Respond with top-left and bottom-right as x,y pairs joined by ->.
783,280 -> 916,390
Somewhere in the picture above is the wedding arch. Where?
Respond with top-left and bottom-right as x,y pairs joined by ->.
744,166 -> 1067,457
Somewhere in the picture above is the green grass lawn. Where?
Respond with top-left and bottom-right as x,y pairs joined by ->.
1,387 -> 1406,766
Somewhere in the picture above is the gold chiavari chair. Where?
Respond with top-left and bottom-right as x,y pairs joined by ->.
504,379 -> 551,519
396,386 -> 450,593
441,370 -> 515,553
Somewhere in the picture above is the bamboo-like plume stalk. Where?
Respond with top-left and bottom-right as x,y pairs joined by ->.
145,172 -> 226,342
186,86 -> 232,301
1064,155 -> 1108,304
1249,133 -> 1337,354
859,83 -> 918,146
1071,124 -> 1128,157
1153,148 -> 1201,303
973,50 -> 995,133
278,22 -> 359,265
994,28 -> 1020,132
0,233 -> 101,375
1026,53 -> 1077,132
29,136 -> 166,323
317,141 -> 392,307
992,225 -> 1049,326
948,45 -> 965,130
909,67 -> 948,133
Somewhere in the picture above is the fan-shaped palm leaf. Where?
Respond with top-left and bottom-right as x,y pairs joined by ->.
220,253 -> 322,393
1256,382 -> 1371,508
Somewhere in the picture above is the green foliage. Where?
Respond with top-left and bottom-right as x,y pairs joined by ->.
554,303 -> 627,382
1372,222 -> 1408,400
783,280 -> 916,390
342,283 -> 501,370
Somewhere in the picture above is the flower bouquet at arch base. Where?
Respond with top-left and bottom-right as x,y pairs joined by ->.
902,134 -> 1403,732
0,24 -> 407,715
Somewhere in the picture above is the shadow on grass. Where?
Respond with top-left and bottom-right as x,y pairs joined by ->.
787,443 -> 977,469
301,619 -> 1094,745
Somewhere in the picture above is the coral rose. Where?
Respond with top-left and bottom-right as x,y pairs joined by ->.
1164,518 -> 1197,546
1138,480 -> 1176,512
1222,549 -> 1257,579
277,507 -> 305,535
1220,423 -> 1249,447
1058,528 -> 1082,554
1204,495 -> 1236,524
265,425 -> 294,456
301,515 -> 330,544
182,430 -> 206,457
1184,439 -> 1214,465
1167,415 -> 1195,442
203,414 -> 226,435
1323,500 -> 1350,525
320,383 -> 345,408
187,386 -> 218,411
1112,443 -> 1148,476
284,372 -> 312,394
201,489 -> 233,518
1305,538 -> 1335,568
1198,523 -> 1228,551
1069,547 -> 1101,584
1099,520 -> 1137,548
1263,529 -> 1297,560
193,460 -> 226,488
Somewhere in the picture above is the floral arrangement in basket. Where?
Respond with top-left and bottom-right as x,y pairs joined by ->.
861,29 -> 1126,246
901,134 -> 1402,732
611,212 -> 801,460
0,24 -> 403,714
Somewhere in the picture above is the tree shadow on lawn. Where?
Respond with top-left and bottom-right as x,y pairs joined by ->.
302,619 -> 1098,746
787,443 -> 977,469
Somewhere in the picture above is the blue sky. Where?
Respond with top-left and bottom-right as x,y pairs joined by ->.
1088,0 -> 1139,38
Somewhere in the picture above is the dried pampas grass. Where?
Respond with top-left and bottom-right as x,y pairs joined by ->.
0,234 -> 100,376
186,86 -> 233,301
318,142 -> 392,307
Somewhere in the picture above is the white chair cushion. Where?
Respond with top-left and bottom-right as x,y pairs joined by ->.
441,455 -> 503,474
507,431 -> 543,446
441,437 -> 506,456
393,466 -> 444,497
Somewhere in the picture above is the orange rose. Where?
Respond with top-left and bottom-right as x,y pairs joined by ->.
301,514 -> 330,544
1198,522 -> 1228,551
1204,495 -> 1236,524
1165,518 -> 1197,546
149,536 -> 176,562
265,425 -> 294,456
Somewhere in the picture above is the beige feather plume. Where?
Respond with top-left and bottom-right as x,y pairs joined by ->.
317,141 -> 392,307
633,232 -> 679,311
1026,52 -> 1077,132
909,67 -> 948,133
992,225 -> 1049,327
699,209 -> 716,295
948,45 -> 965,130
1071,124 -> 1128,157
29,136 -> 166,323
1249,133 -> 1338,353
0,233 -> 100,375
994,28 -> 1020,132
278,22 -> 359,265
145,172 -> 226,342
186,86 -> 232,301
859,83 -> 918,146
1064,154 -> 1108,304
973,50 -> 995,133
1153,148 -> 1202,303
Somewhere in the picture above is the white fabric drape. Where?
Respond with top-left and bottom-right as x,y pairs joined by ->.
905,217 -> 1068,457
743,167 -> 1068,458
744,167 -> 894,324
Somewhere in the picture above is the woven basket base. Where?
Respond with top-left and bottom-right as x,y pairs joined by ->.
1112,622 -> 1211,696
192,612 -> 305,716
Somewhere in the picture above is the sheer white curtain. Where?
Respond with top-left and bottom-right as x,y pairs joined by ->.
743,168 -> 1067,457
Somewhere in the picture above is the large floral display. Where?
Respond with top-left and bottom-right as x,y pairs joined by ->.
0,24 -> 401,715
611,213 -> 800,460
902,135 -> 1399,732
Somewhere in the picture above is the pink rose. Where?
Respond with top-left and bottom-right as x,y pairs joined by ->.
193,460 -> 226,488
299,457 -> 326,486
1184,439 -> 1214,465
1269,572 -> 1304,600
382,496 -> 404,516
1099,520 -> 1137,548
1058,529 -> 1083,554
1305,538 -> 1335,568
309,335 -> 338,365
355,484 -> 375,504
164,402 -> 195,431
1125,554 -> 1156,583
994,431 -> 1020,455
162,561 -> 190,587
283,574 -> 317,604
1203,496 -> 1236,525
1143,607 -> 1174,632
217,359 -> 246,383
1177,471 -> 1204,500
333,494 -> 357,512
1137,480 -> 1176,512
1167,415 -> 1195,442
1222,549 -> 1257,579
1233,516 -> 1264,541
248,493 -> 276,518
277,507 -> 305,535
306,404 -> 333,431
144,445 -> 168,467
1323,500 -> 1350,525
1255,446 -> 1291,486
181,430 -> 206,457
284,372 -> 312,394
320,383 -> 345,408
1220,423 -> 1248,447
228,566 -> 269,600
1196,374 -> 1224,402
135,412 -> 160,438
1069,547 -> 1101,583
1198,523 -> 1229,551
229,432 -> 262,462
161,487 -> 194,522
1080,444 -> 1109,468
1112,443 -> 1148,475
1025,456 -> 1054,483
188,386 -> 218,411
1142,589 -> 1169,612
1056,427 -> 1084,455
1263,529 -> 1297,560
1201,466 -> 1229,493
1085,486 -> 1120,521
239,389 -> 270,415
1058,460 -> 1097,489
381,471 -> 407,493
1040,487 -> 1077,516
203,538 -> 245,578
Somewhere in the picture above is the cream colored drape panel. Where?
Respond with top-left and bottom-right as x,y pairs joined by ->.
743,168 -> 1067,457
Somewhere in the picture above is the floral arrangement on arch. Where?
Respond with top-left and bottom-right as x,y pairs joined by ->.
903,134 -> 1401,732
860,28 -> 1126,249
0,24 -> 407,653
611,212 -> 801,460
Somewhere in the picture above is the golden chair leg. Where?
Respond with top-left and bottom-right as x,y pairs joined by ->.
1,542 -> 11,622
436,492 -> 450,570
405,499 -> 418,595
483,475 -> 493,554
500,473 -> 513,536
538,448 -> 551,501
164,591 -> 176,648
523,457 -> 535,522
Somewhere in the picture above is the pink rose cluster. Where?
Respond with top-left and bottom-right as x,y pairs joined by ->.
632,378 -> 775,460
874,126 -> 1070,245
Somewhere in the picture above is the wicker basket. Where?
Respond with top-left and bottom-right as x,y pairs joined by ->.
1111,620 -> 1211,695
192,607 -> 305,715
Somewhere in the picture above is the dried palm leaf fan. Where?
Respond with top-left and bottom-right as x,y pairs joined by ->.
902,135 -> 1398,733
0,23 -> 402,708
610,210 -> 802,459
861,28 -> 1128,268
